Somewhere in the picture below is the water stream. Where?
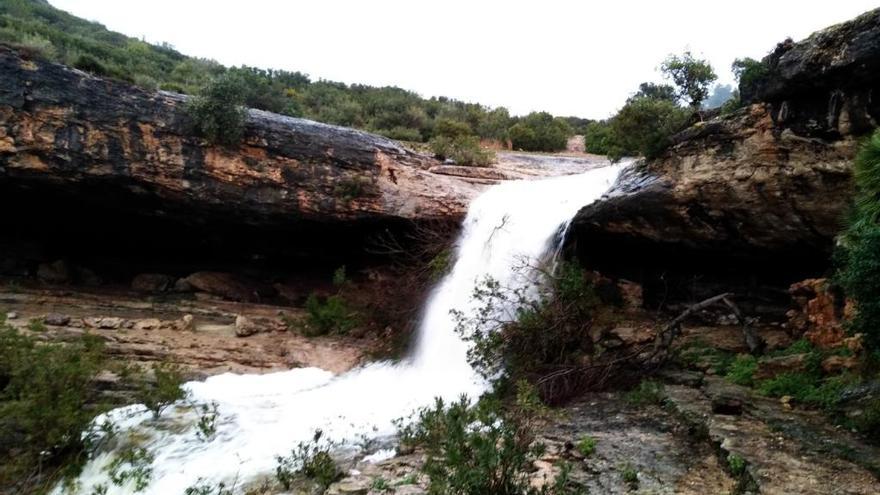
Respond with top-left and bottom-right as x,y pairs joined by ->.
61,163 -> 624,494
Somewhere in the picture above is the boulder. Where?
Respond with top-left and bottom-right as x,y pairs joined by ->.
822,355 -> 859,374
44,313 -> 70,326
131,273 -> 176,293
175,314 -> 195,332
133,318 -> 162,331
754,354 -> 809,381
234,315 -> 260,337
787,278 -> 849,348
36,260 -> 71,284
183,271 -> 276,303
83,316 -> 124,329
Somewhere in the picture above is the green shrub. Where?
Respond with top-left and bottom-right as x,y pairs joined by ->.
725,354 -> 757,386
756,372 -> 852,409
27,318 -> 46,332
433,118 -> 473,139
839,130 -> 880,351
73,53 -> 111,76
275,429 -> 342,491
185,73 -> 248,145
732,57 -> 770,95
133,361 -> 187,419
429,135 -> 494,166
608,96 -> 689,160
378,126 -> 423,142
397,383 -> 574,495
576,435 -> 597,457
727,453 -> 746,476
0,323 -> 107,488
304,294 -> 357,336
453,261 -> 599,398
302,266 -> 359,336
508,112 -> 572,152
619,463 -> 638,486
625,380 -> 665,406
582,121 -> 615,155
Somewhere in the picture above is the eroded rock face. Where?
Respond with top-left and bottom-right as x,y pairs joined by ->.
572,104 -> 855,254
568,9 -> 880,298
0,46 -> 478,227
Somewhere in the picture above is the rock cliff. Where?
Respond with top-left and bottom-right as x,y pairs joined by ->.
567,8 -> 880,302
0,46 -> 478,226
0,46 -> 485,277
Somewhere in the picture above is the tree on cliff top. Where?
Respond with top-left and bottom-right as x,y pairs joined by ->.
661,51 -> 717,110
185,73 -> 248,145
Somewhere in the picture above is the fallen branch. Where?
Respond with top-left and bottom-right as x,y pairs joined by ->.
534,292 -> 764,403
721,295 -> 765,354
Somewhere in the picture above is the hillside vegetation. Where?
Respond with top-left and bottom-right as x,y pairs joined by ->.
0,0 -> 585,152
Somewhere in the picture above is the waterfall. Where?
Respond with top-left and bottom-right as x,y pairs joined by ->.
60,163 -> 624,494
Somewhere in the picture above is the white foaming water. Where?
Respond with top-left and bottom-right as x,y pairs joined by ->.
61,164 -> 624,494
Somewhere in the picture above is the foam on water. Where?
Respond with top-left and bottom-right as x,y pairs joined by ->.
61,163 -> 625,494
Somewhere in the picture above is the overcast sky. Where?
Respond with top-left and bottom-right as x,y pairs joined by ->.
49,0 -> 878,119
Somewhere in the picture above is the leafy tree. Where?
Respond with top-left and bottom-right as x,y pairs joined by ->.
732,57 -> 769,88
508,112 -> 572,152
608,96 -> 688,159
660,51 -> 717,109
582,121 -> 615,155
477,107 -> 512,142
631,82 -> 677,103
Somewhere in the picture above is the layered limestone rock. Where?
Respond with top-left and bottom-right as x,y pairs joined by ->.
0,45 -> 479,228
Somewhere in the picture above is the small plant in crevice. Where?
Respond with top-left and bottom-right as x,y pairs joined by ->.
576,435 -> 597,457
727,453 -> 746,476
275,429 -> 342,491
725,354 -> 757,386
333,176 -> 372,202
625,380 -> 665,406
428,248 -> 453,281
619,463 -> 639,487
371,476 -> 392,492
27,318 -> 47,332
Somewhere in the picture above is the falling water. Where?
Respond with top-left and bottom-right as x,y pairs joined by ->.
60,163 -> 624,494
